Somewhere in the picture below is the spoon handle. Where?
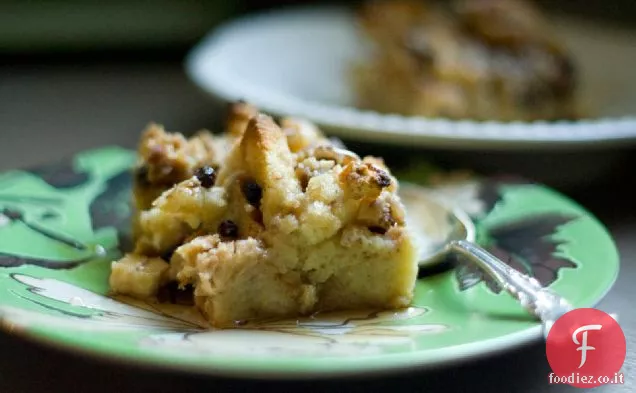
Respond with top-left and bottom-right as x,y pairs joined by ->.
449,240 -> 574,338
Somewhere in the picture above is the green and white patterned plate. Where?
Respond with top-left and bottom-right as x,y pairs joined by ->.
0,147 -> 619,379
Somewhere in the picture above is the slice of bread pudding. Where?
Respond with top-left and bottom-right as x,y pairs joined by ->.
352,0 -> 579,121
110,103 -> 418,327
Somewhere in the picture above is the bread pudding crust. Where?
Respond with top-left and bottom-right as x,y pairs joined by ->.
110,104 -> 418,328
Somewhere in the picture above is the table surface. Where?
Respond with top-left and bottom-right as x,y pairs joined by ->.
0,61 -> 634,393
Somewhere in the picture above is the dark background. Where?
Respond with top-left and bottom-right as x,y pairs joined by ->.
2,0 -> 635,61
0,1 -> 634,392
3,0 -> 635,194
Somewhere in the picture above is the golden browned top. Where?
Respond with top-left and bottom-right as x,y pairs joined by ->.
131,102 -> 408,258
359,0 -> 557,47
226,100 -> 259,137
454,0 -> 547,47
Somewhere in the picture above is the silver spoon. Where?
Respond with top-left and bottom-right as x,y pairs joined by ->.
399,183 -> 576,338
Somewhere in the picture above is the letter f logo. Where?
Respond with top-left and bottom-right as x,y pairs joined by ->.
572,324 -> 602,368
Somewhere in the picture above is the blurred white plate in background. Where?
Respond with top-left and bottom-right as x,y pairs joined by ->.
185,6 -> 636,150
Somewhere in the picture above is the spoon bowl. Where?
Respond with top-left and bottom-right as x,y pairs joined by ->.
399,183 -> 476,268
399,182 -> 577,337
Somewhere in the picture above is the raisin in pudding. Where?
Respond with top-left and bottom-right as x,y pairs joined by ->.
110,102 -> 419,327
352,0 -> 580,121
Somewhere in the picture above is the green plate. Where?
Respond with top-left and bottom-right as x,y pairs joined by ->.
0,147 -> 619,379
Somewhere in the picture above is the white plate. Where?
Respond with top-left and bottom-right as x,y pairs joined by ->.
185,6 -> 636,150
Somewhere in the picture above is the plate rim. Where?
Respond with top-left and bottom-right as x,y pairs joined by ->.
0,312 -> 541,380
0,146 -> 621,379
184,5 -> 636,151
0,285 -> 616,380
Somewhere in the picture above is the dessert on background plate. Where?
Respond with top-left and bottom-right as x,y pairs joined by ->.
185,2 -> 636,150
352,0 -> 580,121
110,102 -> 419,327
